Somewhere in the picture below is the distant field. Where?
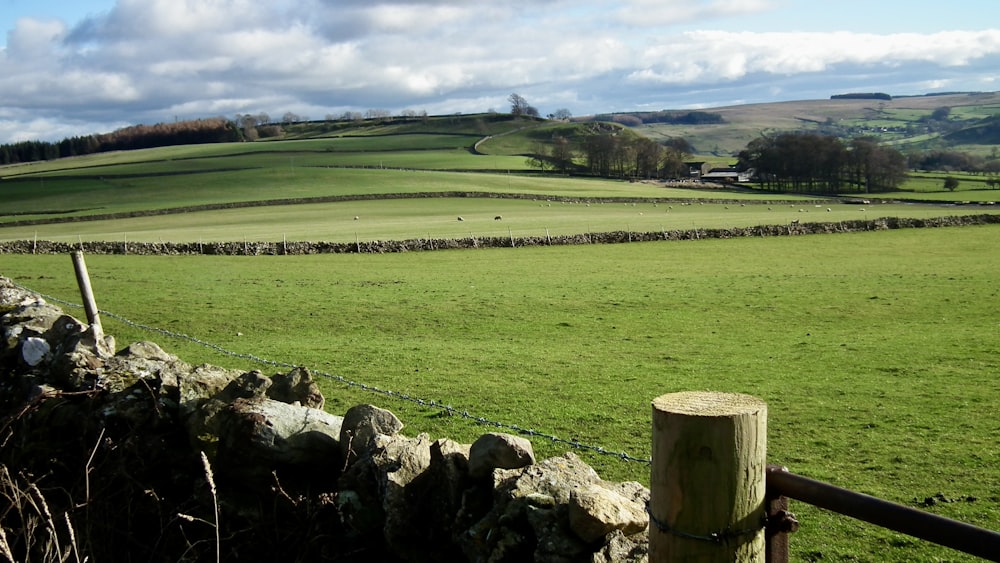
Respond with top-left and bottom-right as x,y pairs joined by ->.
903,171 -> 999,193
1,196 -> 995,244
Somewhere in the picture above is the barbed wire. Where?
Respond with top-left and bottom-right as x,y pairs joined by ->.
14,282 -> 652,465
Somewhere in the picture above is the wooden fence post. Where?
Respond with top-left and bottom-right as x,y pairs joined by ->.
71,251 -> 103,337
650,391 -> 768,562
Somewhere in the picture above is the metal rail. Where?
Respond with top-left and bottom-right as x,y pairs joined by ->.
766,465 -> 1000,562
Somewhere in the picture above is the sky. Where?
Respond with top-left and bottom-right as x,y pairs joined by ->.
1,0 -> 999,144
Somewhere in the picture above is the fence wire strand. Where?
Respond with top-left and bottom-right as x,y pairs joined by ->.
14,282 -> 651,465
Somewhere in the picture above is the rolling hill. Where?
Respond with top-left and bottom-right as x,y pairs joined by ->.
616,91 -> 1000,157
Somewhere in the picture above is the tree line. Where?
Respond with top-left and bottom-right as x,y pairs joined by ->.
736,133 -> 908,193
528,123 -> 689,179
586,110 -> 724,127
0,118 -> 241,165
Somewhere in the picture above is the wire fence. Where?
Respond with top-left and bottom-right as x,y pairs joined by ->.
14,282 -> 653,466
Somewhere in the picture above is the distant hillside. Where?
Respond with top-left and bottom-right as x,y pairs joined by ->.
611,91 -> 1000,157
943,115 -> 1000,145
4,91 -> 999,166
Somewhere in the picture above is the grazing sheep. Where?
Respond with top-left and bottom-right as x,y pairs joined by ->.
827,208 -> 832,212
354,216 -> 359,220
457,216 -> 464,221
494,215 -> 502,221
791,219 -> 800,224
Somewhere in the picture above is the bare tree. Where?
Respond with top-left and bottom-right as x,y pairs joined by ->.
508,93 -> 539,117
550,108 -> 572,120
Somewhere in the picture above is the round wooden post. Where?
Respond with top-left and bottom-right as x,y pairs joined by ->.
650,391 -> 767,562
71,251 -> 102,332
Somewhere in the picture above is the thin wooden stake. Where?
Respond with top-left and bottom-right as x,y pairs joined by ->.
71,251 -> 103,336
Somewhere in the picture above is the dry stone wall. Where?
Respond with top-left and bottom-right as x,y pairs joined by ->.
2,214 -> 997,255
0,276 -> 649,562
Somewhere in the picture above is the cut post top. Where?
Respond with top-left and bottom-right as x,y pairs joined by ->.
652,391 -> 766,417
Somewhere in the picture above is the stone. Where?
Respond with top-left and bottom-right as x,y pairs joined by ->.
460,453 -> 603,562
21,336 -> 50,366
468,432 -> 535,478
118,341 -> 175,362
216,370 -> 273,402
214,397 -> 344,486
339,404 -> 404,466
568,483 -> 648,543
267,366 -> 324,409
591,529 -> 649,563
181,364 -> 241,406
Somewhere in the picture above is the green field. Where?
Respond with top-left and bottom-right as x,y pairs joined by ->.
0,197 -> 995,244
3,226 -> 998,562
2,112 -> 1000,562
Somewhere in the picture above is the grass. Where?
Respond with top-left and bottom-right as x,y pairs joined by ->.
1,197 -> 996,244
4,225 -> 999,562
901,172 -> 999,193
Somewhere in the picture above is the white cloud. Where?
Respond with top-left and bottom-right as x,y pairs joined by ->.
629,30 -> 1000,85
4,18 -> 68,58
0,0 -> 999,143
614,0 -> 778,26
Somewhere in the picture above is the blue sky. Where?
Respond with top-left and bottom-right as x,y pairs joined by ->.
2,0 -> 999,143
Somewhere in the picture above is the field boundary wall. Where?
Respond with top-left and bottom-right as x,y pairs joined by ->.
2,214 -> 998,255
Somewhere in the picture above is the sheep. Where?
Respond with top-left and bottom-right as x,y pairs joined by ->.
494,215 -> 502,221
354,216 -> 359,220
791,219 -> 800,224
827,208 -> 832,212
457,216 -> 464,221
